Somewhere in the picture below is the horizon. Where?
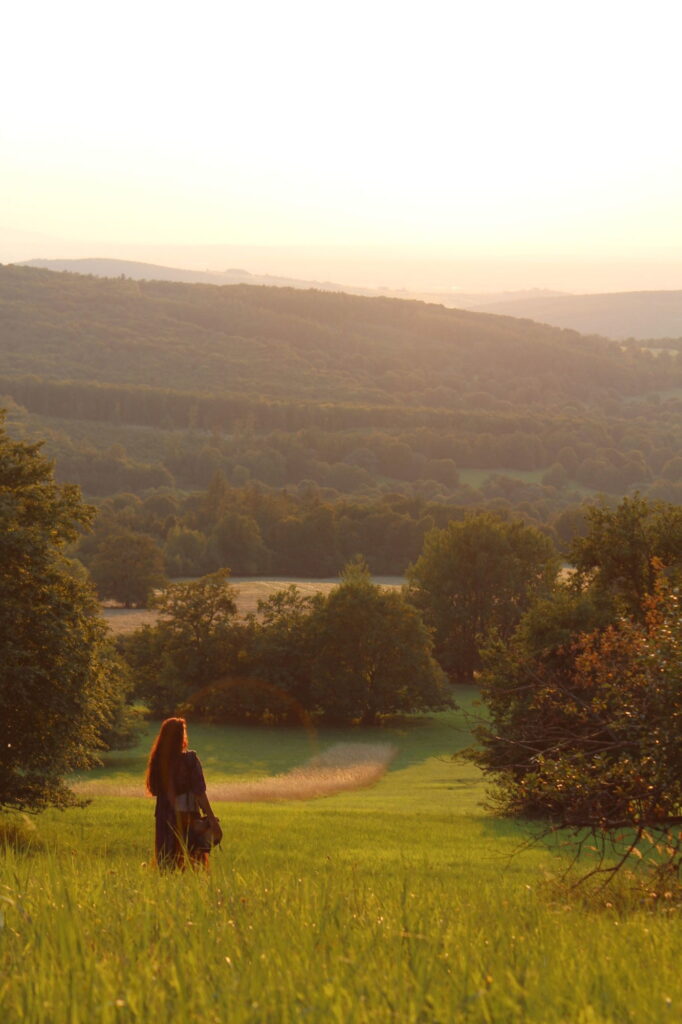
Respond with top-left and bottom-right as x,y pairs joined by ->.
2,1 -> 682,295
6,240 -> 682,296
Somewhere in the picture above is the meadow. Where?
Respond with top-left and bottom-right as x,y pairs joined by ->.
1,693 -> 680,1023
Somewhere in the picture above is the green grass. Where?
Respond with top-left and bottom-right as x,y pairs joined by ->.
2,694 -> 680,1023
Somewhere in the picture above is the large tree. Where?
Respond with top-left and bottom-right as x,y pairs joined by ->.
308,560 -> 451,724
125,569 -> 245,716
0,417 -> 124,811
469,575 -> 682,883
89,529 -> 166,607
407,513 -> 558,683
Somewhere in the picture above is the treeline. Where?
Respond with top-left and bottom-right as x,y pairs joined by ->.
120,512 -> 559,723
4,379 -> 682,506
77,484 -> 465,580
123,565 -> 453,725
67,477 -> 611,596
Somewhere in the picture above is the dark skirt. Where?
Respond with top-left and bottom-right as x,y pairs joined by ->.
154,800 -> 208,870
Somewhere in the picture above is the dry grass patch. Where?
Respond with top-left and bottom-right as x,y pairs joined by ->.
102,577 -> 404,634
73,742 -> 397,801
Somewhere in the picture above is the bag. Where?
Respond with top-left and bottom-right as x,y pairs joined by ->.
188,815 -> 222,853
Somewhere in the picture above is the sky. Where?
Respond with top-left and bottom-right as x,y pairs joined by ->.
2,0 -> 682,293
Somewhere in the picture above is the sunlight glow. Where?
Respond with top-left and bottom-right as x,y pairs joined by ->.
2,0 -> 681,290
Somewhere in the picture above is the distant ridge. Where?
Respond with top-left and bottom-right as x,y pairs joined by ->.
19,257 -> 378,296
18,258 -> 565,315
469,289 -> 682,340
22,258 -> 682,339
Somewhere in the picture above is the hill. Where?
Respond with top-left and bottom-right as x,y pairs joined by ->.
20,257 -> 379,297
0,263 -> 666,404
19,257 -> 566,310
469,289 -> 682,340
1,264 -> 681,536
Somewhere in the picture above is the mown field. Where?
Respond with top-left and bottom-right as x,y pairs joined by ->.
1,693 -> 680,1023
102,576 -> 405,635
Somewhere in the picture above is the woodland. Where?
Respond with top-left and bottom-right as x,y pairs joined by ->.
1,263 -> 681,579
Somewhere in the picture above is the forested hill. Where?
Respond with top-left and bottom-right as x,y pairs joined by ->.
0,263 -> 674,408
1,263 -> 681,519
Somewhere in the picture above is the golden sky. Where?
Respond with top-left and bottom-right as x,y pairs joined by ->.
2,0 -> 681,291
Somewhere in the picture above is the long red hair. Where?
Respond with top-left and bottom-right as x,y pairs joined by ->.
146,717 -> 188,797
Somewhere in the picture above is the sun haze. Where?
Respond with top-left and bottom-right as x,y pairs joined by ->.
2,0 -> 681,292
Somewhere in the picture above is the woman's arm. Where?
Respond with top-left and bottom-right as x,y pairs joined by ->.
196,791 -> 223,842
188,752 -> 222,840
196,791 -> 218,822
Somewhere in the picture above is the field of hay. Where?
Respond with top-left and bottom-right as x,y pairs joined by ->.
102,575 -> 405,635
2,693 -> 680,1023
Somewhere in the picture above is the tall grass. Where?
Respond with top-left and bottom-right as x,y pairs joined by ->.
1,702 -> 680,1022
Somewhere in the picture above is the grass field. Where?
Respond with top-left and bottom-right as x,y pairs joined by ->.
1,693 -> 680,1023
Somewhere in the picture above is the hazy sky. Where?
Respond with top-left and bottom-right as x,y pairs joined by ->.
2,0 -> 681,292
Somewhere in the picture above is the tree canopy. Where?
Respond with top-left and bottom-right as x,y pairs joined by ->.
124,570 -> 243,716
469,495 -> 682,884
308,560 -> 451,724
471,576 -> 682,833
0,415 -> 125,811
90,529 -> 166,607
407,513 -> 558,682
569,494 -> 682,618
124,563 -> 451,724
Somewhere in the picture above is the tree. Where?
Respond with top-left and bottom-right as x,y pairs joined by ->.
569,494 -> 682,619
125,570 -> 244,716
90,529 -> 166,607
0,417 -> 123,811
469,575 -> 682,882
407,513 -> 558,683
249,585 -> 319,717
209,510 -> 268,574
164,525 -> 210,577
308,559 -> 451,723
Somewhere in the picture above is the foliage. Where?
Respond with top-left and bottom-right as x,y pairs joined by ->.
4,264 -> 675,409
124,570 -> 245,717
2,264 -> 682,527
95,646 -> 145,750
408,512 -> 558,682
470,575 -> 682,883
123,562 -> 451,724
308,559 -> 451,723
569,493 -> 682,618
247,585 -> 319,720
0,415 -> 126,811
89,528 -> 166,607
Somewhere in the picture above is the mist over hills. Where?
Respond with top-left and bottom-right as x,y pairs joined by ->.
20,258 -> 564,318
470,289 -> 682,340
20,257 -> 379,296
20,258 -> 682,341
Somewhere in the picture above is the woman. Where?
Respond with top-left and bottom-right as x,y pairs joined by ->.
145,717 -> 222,869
